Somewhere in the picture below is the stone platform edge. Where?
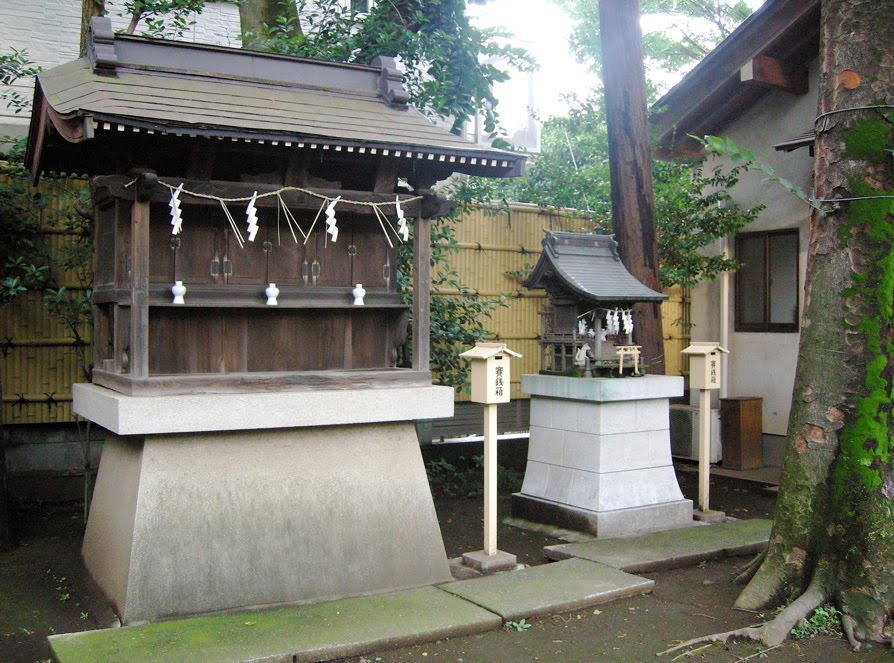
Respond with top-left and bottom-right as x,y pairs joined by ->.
73,383 -> 454,435
521,374 -> 684,402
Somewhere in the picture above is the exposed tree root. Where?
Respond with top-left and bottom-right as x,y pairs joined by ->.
734,550 -> 766,585
842,613 -> 861,651
656,575 -> 828,657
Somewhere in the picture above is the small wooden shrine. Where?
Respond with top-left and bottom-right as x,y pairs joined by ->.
524,232 -> 666,375
515,234 -> 691,537
26,18 -> 525,624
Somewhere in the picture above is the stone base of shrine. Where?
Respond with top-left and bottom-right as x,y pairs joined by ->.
74,384 -> 454,625
512,494 -> 694,539
513,375 -> 693,538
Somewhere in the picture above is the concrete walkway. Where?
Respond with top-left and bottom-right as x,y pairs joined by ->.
49,519 -> 771,663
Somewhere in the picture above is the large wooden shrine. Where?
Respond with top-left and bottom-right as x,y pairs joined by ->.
26,18 -> 524,623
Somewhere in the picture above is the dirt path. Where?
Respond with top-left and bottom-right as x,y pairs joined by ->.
1,469 -> 886,662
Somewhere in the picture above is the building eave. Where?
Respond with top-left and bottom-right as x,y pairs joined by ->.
650,0 -> 820,159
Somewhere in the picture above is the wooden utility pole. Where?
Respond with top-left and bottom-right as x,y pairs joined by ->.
598,0 -> 665,374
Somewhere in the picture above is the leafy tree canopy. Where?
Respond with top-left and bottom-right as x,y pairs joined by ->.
103,0 -> 533,135
558,0 -> 752,87
454,95 -> 761,288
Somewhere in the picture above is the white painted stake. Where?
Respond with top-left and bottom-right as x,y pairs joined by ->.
483,402 -> 498,556
698,388 -> 711,512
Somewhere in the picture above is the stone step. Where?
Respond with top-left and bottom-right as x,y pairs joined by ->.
543,518 -> 772,573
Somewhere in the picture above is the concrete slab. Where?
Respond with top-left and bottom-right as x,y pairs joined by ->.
694,509 -> 727,523
438,558 -> 654,622
544,518 -> 772,573
48,586 -> 501,663
74,383 -> 454,435
461,549 -> 519,574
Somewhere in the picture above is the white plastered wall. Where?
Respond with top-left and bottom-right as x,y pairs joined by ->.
689,58 -> 819,435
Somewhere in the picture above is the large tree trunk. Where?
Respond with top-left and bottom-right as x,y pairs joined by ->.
736,0 -> 894,647
240,0 -> 301,48
80,0 -> 105,51
598,0 -> 665,374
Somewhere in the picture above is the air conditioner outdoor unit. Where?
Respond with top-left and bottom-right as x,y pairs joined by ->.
670,404 -> 722,463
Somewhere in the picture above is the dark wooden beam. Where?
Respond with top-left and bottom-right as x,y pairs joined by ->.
740,55 -> 808,94
651,0 -> 819,158
186,141 -> 217,180
373,158 -> 399,194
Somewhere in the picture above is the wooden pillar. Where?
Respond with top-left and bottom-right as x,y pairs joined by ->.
128,171 -> 156,379
412,215 -> 432,371
129,199 -> 150,378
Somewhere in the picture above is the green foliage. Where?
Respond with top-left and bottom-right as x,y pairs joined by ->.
101,0 -> 209,38
652,158 -> 762,288
833,177 -> 894,497
844,119 -> 891,162
504,618 -> 532,632
0,48 -> 40,114
790,604 -> 843,640
242,0 -> 533,134
454,100 -> 761,288
699,135 -> 824,214
425,454 -> 523,498
241,0 -> 359,62
558,0 -> 752,91
1,138 -> 94,380
398,215 -> 508,391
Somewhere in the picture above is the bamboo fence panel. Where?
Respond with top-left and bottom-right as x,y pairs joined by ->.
1,174 -> 90,425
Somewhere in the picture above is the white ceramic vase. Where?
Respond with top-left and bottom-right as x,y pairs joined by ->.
265,283 -> 280,306
352,283 -> 366,306
171,280 -> 186,305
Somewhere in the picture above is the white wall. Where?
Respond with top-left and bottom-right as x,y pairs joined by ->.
690,58 -> 819,435
0,1 -> 241,138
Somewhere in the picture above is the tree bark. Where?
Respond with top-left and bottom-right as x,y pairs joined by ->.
80,0 -> 105,52
736,0 -> 894,646
598,0 -> 665,374
239,0 -> 301,47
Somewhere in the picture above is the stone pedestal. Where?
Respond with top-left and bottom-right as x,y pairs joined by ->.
512,375 -> 692,538
74,383 -> 454,624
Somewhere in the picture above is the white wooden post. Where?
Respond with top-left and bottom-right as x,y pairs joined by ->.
698,387 -> 711,512
483,402 -> 498,555
682,341 -> 728,519
459,342 -> 521,573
